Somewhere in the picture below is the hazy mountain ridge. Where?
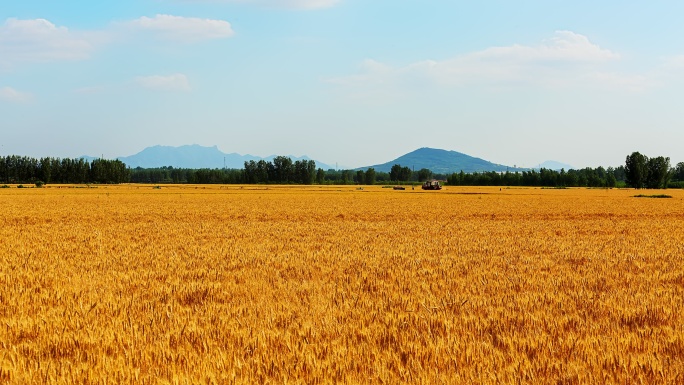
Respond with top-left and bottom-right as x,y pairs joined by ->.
114,145 -> 335,170
85,145 -> 569,174
538,160 -> 574,171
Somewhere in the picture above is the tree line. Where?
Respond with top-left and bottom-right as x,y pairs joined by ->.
3,152 -> 683,188
243,157 -> 318,184
447,167 -> 623,188
129,160 -> 445,185
0,156 -> 129,184
445,153 -> 684,189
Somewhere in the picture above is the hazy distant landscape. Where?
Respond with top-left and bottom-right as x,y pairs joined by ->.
2,145 -> 683,189
102,144 -> 528,174
107,144 -> 336,171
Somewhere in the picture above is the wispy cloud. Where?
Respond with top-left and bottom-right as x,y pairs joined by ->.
179,0 -> 341,10
123,14 -> 234,43
0,18 -> 96,67
0,14 -> 235,69
661,55 -> 684,72
0,86 -> 31,103
135,74 -> 191,92
328,31 -> 651,92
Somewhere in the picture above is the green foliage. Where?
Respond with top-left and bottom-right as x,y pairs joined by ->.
241,157 -> 317,184
646,156 -> 671,189
674,162 -> 684,182
17,185 -> 25,189
272,156 -> 294,183
633,194 -> 673,198
416,168 -> 433,182
389,164 -> 412,182
294,159 -> 316,185
0,155 -> 129,184
35,181 -> 44,188
389,164 -> 401,181
1,185 -> 9,189
446,166 -> 625,188
364,168 -> 376,185
355,170 -> 364,184
625,152 -> 648,189
340,170 -> 353,184
316,168 -> 325,185
624,152 -> 671,189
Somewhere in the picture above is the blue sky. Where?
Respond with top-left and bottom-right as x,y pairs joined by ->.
2,1 -> 684,169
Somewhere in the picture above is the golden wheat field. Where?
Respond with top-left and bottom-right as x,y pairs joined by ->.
1,184 -> 684,384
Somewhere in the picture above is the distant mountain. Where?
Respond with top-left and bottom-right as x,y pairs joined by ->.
538,160 -> 573,171
115,145 -> 334,170
359,147 -> 526,174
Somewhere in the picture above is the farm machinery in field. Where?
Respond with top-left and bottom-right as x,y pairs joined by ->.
421,180 -> 442,190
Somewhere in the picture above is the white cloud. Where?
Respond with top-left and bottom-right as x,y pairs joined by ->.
0,86 -> 31,102
0,14 -> 234,68
135,74 -> 191,92
534,30 -> 619,62
124,15 -> 234,43
0,18 -> 96,67
328,31 -> 643,91
662,55 -> 684,70
180,0 -> 341,10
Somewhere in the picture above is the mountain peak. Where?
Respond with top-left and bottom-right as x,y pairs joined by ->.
360,147 -> 524,174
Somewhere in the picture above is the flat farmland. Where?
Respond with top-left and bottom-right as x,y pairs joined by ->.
1,185 -> 684,384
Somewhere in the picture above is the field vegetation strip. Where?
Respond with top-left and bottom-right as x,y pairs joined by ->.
1,185 -> 683,383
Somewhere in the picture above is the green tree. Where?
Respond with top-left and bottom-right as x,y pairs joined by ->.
355,170 -> 365,184
416,168 -> 433,182
341,170 -> 352,184
305,160 -> 316,185
675,162 -> 684,181
646,156 -> 671,189
625,152 -> 648,189
256,160 -> 270,183
399,166 -> 412,182
606,167 -> 617,188
316,168 -> 325,184
272,156 -> 293,183
243,160 -> 258,184
389,164 -> 402,182
294,160 -> 316,184
364,168 -> 376,185
38,157 -> 52,183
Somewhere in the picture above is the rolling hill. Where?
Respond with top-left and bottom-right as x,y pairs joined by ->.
359,147 -> 526,174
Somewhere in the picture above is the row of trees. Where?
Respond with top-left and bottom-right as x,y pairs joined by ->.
0,156 -> 129,184
4,152 -> 683,187
129,164 -> 399,185
243,157 -> 318,184
130,157 -> 320,184
388,165 -> 437,183
121,154 -> 684,187
447,167 -> 623,188
129,167 -> 245,184
624,152 -> 677,189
